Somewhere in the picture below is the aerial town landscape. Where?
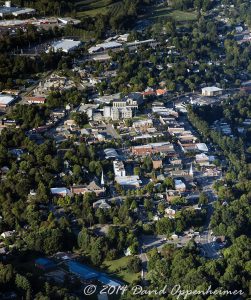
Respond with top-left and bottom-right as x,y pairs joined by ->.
0,0 -> 250,299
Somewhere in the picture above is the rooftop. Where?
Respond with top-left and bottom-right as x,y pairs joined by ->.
0,94 -> 15,105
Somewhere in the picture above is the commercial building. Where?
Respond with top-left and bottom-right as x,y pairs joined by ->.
0,1 -> 35,17
201,86 -> 223,97
115,175 -> 141,188
0,94 -> 16,109
70,181 -> 105,197
133,119 -> 153,130
113,160 -> 126,177
132,142 -> 175,156
67,261 -> 122,286
111,107 -> 132,120
88,41 -> 122,54
46,39 -> 81,53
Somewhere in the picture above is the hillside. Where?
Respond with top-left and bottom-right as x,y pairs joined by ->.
74,0 -> 124,17
11,0 -> 137,18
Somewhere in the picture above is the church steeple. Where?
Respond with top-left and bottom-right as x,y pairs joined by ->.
189,163 -> 194,177
101,170 -> 104,186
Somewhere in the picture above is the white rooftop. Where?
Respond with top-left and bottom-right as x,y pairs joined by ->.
202,86 -> 222,92
196,143 -> 208,152
0,94 -> 15,105
115,176 -> 141,186
89,41 -> 122,53
50,187 -> 70,195
48,39 -> 81,53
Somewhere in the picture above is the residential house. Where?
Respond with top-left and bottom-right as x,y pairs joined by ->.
174,179 -> 186,192
93,199 -> 111,210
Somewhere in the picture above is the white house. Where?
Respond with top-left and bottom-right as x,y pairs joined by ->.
174,179 -> 186,191
202,86 -> 222,97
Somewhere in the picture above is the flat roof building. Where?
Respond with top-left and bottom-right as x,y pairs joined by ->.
113,160 -> 126,177
202,86 -> 223,97
115,175 -> 141,187
132,142 -> 175,156
47,39 -> 81,53
0,94 -> 16,108
88,41 -> 122,54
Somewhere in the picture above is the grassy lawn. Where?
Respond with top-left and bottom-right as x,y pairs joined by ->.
149,6 -> 197,22
102,256 -> 140,284
75,0 -> 123,17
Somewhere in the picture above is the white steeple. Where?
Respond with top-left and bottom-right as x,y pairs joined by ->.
189,163 -> 194,177
101,170 -> 104,186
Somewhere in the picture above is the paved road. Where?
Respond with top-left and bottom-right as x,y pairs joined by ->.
106,124 -> 121,140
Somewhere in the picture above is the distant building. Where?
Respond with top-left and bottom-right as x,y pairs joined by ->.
156,89 -> 168,96
88,41 -> 122,54
57,17 -> 81,25
0,1 -> 35,18
47,39 -> 81,53
166,190 -> 181,202
165,207 -> 176,218
115,175 -> 141,188
104,148 -> 119,159
26,96 -> 46,104
110,107 -> 132,120
174,179 -> 186,191
113,160 -> 126,177
71,181 -> 105,197
0,230 -> 15,239
152,158 -> 163,169
201,86 -> 223,97
50,187 -> 71,197
133,119 -> 153,131
93,199 -> 111,210
132,142 -> 175,156
0,94 -> 16,109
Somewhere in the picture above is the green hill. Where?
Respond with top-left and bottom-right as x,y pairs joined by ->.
74,0 -> 124,17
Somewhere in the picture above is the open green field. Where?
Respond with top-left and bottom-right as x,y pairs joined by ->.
102,256 -> 140,283
149,6 -> 197,22
74,0 -> 124,17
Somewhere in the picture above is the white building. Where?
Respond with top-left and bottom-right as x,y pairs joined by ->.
110,107 -> 132,120
0,1 -> 35,17
1,230 -> 15,239
104,148 -> 119,159
133,119 -> 153,129
0,94 -> 16,108
201,86 -> 223,97
88,41 -> 122,54
174,179 -> 186,191
46,39 -> 81,53
196,143 -> 208,152
115,176 -> 141,187
50,187 -> 71,197
113,160 -> 126,177
103,106 -> 111,119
